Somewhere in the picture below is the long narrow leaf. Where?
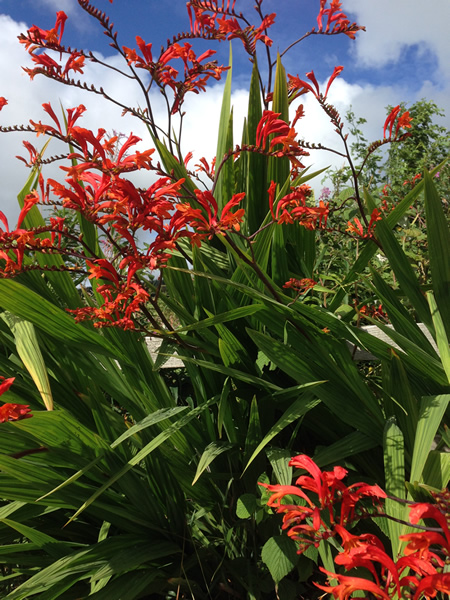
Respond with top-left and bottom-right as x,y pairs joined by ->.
383,418 -> 407,558
427,291 -> 450,383
65,397 -> 218,524
243,393 -> 321,473
409,395 -> 449,487
1,313 -> 53,410
423,169 -> 450,337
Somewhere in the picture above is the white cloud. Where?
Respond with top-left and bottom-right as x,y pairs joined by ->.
0,15 -> 139,222
0,12 -> 251,224
0,7 -> 449,228
345,0 -> 450,80
39,0 -> 78,16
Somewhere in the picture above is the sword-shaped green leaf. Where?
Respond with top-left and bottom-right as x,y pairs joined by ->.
1,313 -> 53,410
383,418 -> 407,558
423,169 -> 450,338
215,44 -> 233,211
410,394 -> 449,488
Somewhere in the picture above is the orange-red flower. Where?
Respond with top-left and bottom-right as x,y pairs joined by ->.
283,278 -> 317,293
315,568 -> 391,600
0,379 -> 32,423
316,1 -> 365,39
176,189 -> 245,238
268,182 -> 328,230
256,111 -> 290,149
288,66 -> 343,100
412,573 -> 450,600
0,403 -> 32,423
408,502 -> 450,547
383,105 -> 413,139
0,97 -> 7,111
0,376 -> 15,396
260,454 -> 386,553
346,208 -> 381,239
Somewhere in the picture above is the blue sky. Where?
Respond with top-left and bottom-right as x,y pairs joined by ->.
0,0 -> 449,222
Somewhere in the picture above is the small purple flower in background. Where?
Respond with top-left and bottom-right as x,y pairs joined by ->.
318,187 -> 331,202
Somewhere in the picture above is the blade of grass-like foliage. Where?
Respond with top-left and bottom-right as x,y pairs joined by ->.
1,313 -> 53,410
383,418 -> 407,558
3,536 -> 179,600
64,397 -> 218,525
409,394 -> 449,488
0,519 -> 73,559
163,255 -> 196,315
369,269 -> 438,358
359,321 -> 447,386
271,220 -> 290,287
0,501 -> 28,519
245,58 -> 266,233
243,393 -> 321,473
177,354 -> 282,391
313,431 -> 378,468
383,352 -> 419,454
37,406 -> 187,501
202,307 -> 254,370
16,161 -> 49,231
88,571 -> 159,600
268,55 -> 290,286
328,162 -> 444,312
1,312 -> 53,410
0,279 -> 125,361
17,161 -> 82,310
318,539 -> 338,579
266,448 -> 293,486
421,451 -> 450,491
249,326 -> 385,436
215,44 -> 233,211
191,243 -> 220,317
427,291 -> 450,383
423,169 -> 450,337
244,396 -> 262,462
150,135 -> 198,197
365,189 -> 432,329
174,304 -> 264,333
220,107 -> 235,208
192,441 -> 235,485
109,406 -> 187,448
14,409 -> 112,454
267,54 -> 289,187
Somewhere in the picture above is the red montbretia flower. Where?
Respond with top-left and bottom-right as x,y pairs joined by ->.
346,208 -> 382,239
0,377 -> 33,423
268,182 -> 328,229
0,376 -> 15,396
315,568 -> 392,599
176,189 -> 246,238
256,111 -> 290,149
283,278 -> 317,293
383,105 -> 413,139
260,454 -> 386,552
0,403 -> 33,423
316,0 -> 365,39
261,453 -> 449,599
0,97 -> 7,111
412,573 -> 450,600
288,66 -> 343,100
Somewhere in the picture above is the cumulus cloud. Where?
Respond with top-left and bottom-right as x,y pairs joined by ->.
345,0 -> 450,80
0,14 -> 145,222
0,12 -> 251,224
0,5 -> 449,226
